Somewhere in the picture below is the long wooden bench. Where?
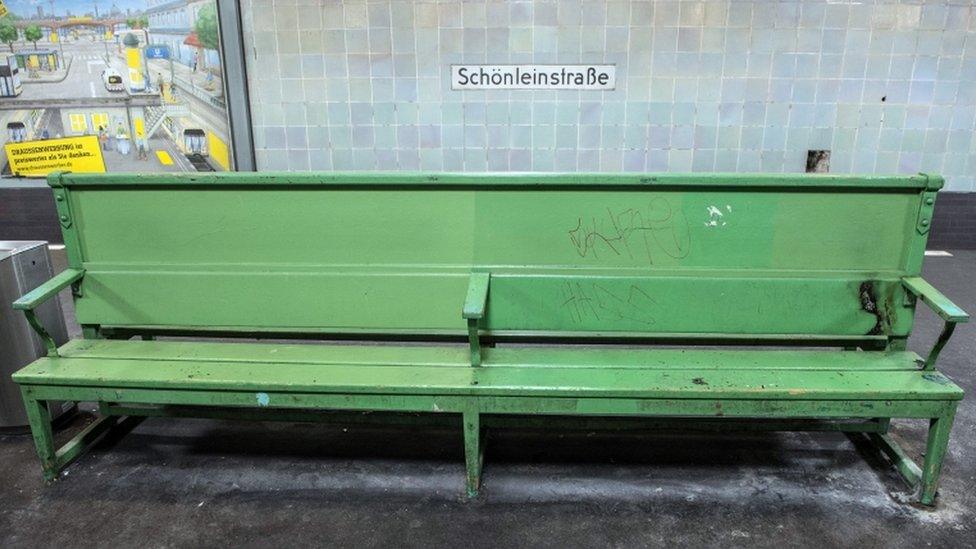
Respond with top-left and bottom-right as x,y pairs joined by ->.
12,172 -> 967,505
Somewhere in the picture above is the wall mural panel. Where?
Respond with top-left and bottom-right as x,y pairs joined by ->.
0,0 -> 233,178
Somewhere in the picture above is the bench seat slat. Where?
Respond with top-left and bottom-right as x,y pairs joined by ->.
14,341 -> 962,401
57,340 -> 922,370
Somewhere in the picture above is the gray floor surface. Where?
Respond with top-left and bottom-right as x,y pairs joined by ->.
1,251 -> 974,547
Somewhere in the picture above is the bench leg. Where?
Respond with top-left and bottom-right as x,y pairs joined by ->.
21,389 -> 58,481
21,389 -> 143,482
919,405 -> 957,506
462,408 -> 484,498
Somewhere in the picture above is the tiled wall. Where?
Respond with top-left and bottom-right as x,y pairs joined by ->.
241,0 -> 976,191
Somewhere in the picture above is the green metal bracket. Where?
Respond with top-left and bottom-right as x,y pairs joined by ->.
23,310 -> 59,356
868,432 -> 922,489
13,268 -> 85,357
463,272 -> 490,367
48,172 -> 75,229
919,172 -> 945,191
902,277 -> 968,370
915,191 -> 937,235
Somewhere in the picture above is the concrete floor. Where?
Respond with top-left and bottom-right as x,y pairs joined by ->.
1,252 -> 974,547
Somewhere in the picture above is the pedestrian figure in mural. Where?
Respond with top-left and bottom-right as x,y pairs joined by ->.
192,51 -> 199,73
116,125 -> 130,155
138,138 -> 149,161
41,129 -> 49,140
98,127 -> 109,150
204,70 -> 216,91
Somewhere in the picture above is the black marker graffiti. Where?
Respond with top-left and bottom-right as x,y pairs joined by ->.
561,281 -> 658,326
568,197 -> 692,264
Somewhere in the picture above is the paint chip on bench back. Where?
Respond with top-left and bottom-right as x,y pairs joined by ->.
256,392 -> 270,406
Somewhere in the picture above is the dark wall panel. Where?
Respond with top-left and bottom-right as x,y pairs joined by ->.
928,193 -> 976,250
0,187 -> 62,244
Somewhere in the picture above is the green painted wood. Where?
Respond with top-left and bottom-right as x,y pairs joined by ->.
13,268 -> 86,357
14,171 -> 962,504
463,272 -> 491,366
868,432 -> 922,489
20,384 -> 955,419
920,405 -> 958,505
53,415 -> 121,471
903,277 -> 970,322
72,272 -> 915,337
54,171 -> 938,190
463,273 -> 490,319
96,404 -> 892,433
51,339 -> 925,371
49,171 -> 936,338
13,346 -> 962,402
19,387 -> 57,481
12,268 -> 84,311
70,189 -> 919,270
462,408 -> 483,497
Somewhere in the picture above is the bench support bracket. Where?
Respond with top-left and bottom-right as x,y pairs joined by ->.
868,433 -> 922,488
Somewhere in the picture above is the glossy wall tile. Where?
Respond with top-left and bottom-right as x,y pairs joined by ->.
242,0 -> 976,191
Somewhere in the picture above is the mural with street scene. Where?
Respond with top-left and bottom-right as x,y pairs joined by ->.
0,0 -> 232,177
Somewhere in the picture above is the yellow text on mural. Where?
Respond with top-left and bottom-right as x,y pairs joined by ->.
4,136 -> 106,177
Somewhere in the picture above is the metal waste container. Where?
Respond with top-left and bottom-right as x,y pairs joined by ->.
0,241 -> 72,431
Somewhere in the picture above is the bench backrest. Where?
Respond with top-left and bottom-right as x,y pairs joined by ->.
51,172 -> 941,346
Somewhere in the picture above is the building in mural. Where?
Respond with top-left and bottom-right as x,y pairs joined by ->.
145,0 -> 221,70
0,0 -> 231,177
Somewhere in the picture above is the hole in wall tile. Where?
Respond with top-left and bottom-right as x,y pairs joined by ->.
806,150 -> 831,173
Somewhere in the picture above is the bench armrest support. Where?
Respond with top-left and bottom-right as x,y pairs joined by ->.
462,273 -> 490,366
13,268 -> 84,357
902,277 -> 968,370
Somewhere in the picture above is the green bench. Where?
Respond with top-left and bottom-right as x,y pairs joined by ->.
12,171 -> 967,505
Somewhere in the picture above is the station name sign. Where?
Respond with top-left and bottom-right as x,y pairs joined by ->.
451,64 -> 615,91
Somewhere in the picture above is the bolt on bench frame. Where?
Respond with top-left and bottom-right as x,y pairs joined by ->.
11,171 -> 968,505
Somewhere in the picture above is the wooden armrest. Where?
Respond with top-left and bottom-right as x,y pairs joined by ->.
13,268 -> 84,357
13,268 -> 85,311
463,273 -> 490,366
902,277 -> 969,323
902,277 -> 967,370
462,272 -> 490,320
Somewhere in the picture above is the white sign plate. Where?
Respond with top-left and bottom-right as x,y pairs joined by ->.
451,64 -> 616,91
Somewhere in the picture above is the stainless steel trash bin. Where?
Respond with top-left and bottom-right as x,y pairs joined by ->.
0,241 -> 72,431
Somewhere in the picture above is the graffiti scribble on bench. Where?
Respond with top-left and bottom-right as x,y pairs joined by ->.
568,197 -> 692,264
561,281 -> 658,326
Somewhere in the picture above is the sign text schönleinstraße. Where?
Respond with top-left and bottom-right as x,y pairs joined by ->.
451,65 -> 616,90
